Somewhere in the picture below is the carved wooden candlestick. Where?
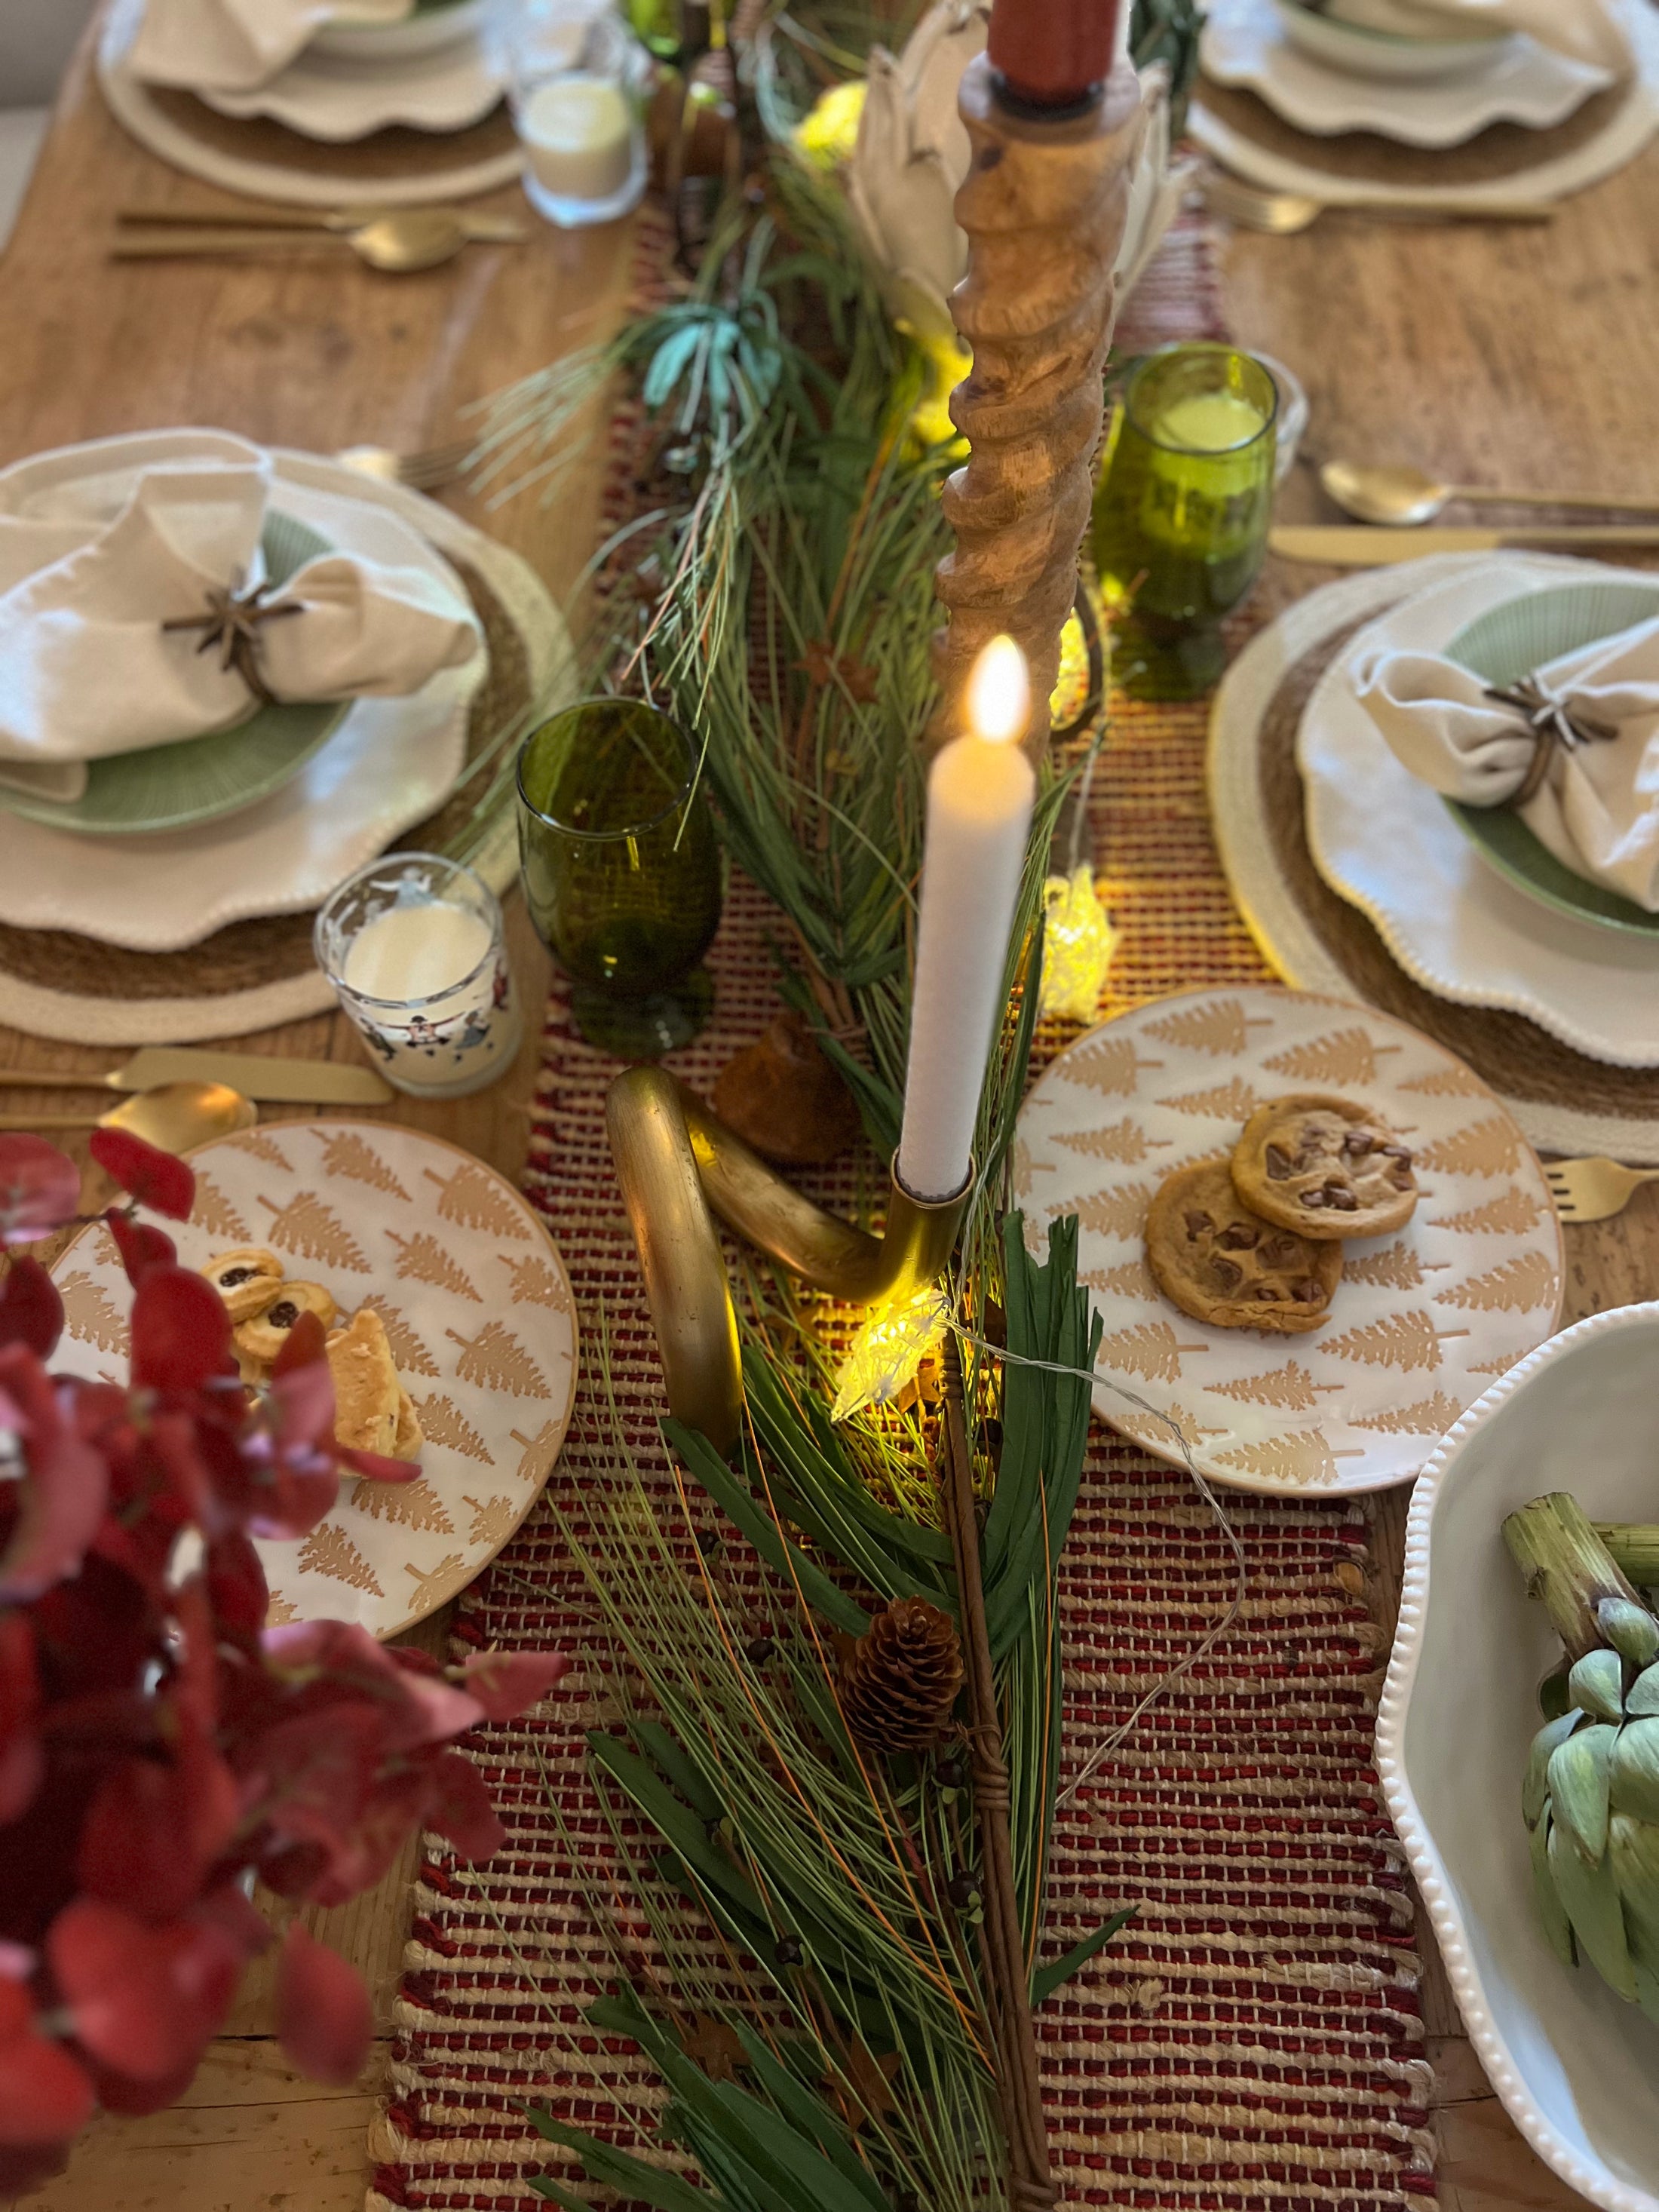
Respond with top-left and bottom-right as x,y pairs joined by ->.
929,55 -> 1145,762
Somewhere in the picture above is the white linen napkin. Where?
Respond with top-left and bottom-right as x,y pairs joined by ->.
130,0 -> 414,94
1326,0 -> 1628,72
1353,614 -> 1659,911
0,435 -> 480,803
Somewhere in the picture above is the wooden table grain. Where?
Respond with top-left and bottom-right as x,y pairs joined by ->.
6,16 -> 1658,2209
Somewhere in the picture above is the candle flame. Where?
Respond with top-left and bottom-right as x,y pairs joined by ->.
964,635 -> 1030,747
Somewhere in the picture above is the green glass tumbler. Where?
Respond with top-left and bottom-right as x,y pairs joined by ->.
516,698 -> 724,1057
1092,344 -> 1279,701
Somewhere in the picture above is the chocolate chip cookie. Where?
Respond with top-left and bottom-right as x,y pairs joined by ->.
1231,1094 -> 1417,1241
1145,1159 -> 1342,1334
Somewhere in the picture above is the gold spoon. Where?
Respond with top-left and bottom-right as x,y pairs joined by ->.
0,1083 -> 259,1150
1321,459 -> 1659,528
111,210 -> 486,275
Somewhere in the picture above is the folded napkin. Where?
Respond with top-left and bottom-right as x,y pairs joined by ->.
0,436 -> 480,803
131,0 -> 414,94
1325,0 -> 1628,72
1353,612 -> 1659,910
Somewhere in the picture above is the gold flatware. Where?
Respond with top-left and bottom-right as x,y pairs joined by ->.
1271,523 -> 1659,566
119,204 -> 527,244
334,439 -> 475,492
1202,175 -> 1556,235
0,1083 -> 259,1149
0,1049 -> 391,1106
1320,459 -> 1659,528
112,211 -> 486,275
1543,1157 -> 1659,1225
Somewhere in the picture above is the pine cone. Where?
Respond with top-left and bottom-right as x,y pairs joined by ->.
838,1599 -> 964,1756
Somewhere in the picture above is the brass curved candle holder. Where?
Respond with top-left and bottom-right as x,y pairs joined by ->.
606,1065 -> 971,1452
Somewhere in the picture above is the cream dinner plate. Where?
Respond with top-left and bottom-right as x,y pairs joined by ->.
49,1121 -> 579,1640
1016,985 -> 1562,1498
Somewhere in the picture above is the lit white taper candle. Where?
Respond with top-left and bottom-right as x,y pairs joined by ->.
897,637 -> 1037,1203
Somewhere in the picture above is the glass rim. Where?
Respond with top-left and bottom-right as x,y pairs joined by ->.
1124,342 -> 1280,458
514,694 -> 699,842
312,848 -> 504,1013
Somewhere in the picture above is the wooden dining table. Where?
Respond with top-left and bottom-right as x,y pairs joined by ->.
5,12 -> 1659,2210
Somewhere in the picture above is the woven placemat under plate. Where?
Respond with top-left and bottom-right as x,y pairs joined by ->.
370,211 -> 1439,2212
0,553 -> 541,1045
97,0 -> 523,208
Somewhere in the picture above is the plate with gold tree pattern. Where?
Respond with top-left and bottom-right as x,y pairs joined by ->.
49,1121 -> 578,1636
1015,986 -> 1563,1497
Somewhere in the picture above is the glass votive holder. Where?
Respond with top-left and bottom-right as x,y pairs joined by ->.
1092,342 -> 1280,701
516,696 -> 724,1058
504,0 -> 649,229
314,852 -> 522,1100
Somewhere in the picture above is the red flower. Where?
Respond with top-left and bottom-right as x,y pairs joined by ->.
0,1138 -> 81,1250
0,1971 -> 94,2148
460,1649 -> 571,1724
101,1207 -> 177,1290
129,1268 -> 234,1395
0,1350 -> 109,1606
0,1259 -> 64,1361
87,1129 -> 195,1223
275,1926 -> 373,2088
48,1901 -> 241,2084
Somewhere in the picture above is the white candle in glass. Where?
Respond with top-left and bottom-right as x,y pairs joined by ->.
897,637 -> 1038,1203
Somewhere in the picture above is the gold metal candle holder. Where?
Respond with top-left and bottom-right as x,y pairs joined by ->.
607,1065 -> 971,1451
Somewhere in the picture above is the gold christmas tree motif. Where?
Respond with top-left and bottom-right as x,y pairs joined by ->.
1262,1027 -> 1400,1088
1427,1186 -> 1544,1235
1400,1064 -> 1486,1099
315,1128 -> 410,1200
1081,1257 -> 1161,1301
1340,1241 -> 1428,1291
58,1272 -> 129,1355
423,1162 -> 531,1241
190,1170 -> 249,1243
1011,1137 -> 1033,1199
1142,999 -> 1268,1057
1154,1077 -> 1260,1123
1210,1360 -> 1342,1413
1470,1346 -> 1527,1376
412,1393 -> 493,1465
265,1592 -> 300,1626
257,1190 -> 370,1273
463,1493 -> 520,1549
1435,1250 -> 1558,1315
357,1293 -> 440,1377
351,1476 -> 456,1535
404,1553 -> 467,1606
446,1319 -> 549,1398
1053,1118 -> 1163,1166
1216,1429 -> 1351,1486
1323,1308 -> 1455,1373
1416,1116 -> 1523,1178
1056,1035 -> 1160,1098
1116,1400 -> 1226,1446
386,1230 -> 482,1302
510,1421 -> 563,1484
231,1129 -> 294,1170
1072,1182 -> 1156,1241
298,1523 -> 383,1596
1096,1319 -> 1205,1385
1353,1391 -> 1467,1435
498,1252 -> 572,1312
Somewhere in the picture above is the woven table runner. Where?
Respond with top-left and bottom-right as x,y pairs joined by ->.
369,213 -> 1437,2212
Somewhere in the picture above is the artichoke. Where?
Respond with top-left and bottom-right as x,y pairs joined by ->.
1505,1493 -> 1659,2020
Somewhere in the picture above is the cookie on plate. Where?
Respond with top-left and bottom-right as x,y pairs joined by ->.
327,1308 -> 403,1458
1231,1094 -> 1417,1241
235,1281 -> 340,1369
201,1247 -> 286,1325
1145,1158 -> 1342,1335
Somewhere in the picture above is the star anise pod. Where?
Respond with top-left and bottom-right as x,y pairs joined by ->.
163,576 -> 303,702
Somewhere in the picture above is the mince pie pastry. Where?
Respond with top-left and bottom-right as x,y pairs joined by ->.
199,1247 -> 286,1325
234,1281 -> 340,1367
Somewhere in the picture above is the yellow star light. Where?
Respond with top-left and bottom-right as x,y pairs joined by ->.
1039,864 -> 1118,1023
793,80 -> 867,170
831,1287 -> 951,1423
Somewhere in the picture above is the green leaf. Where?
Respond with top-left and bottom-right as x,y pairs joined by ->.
703,2079 -> 895,2212
587,1736 -> 770,1924
1529,1810 -> 1575,1966
1568,1648 -> 1625,1723
1611,1810 -> 1659,1972
641,321 -> 707,412
1548,1818 -> 1637,2000
1524,1709 -> 1583,1827
729,2029 -> 890,2208
1629,1662 -> 1659,1717
526,2112 -> 716,2212
1032,1907 -> 1136,2007
1610,1717 -> 1659,1823
1599,1597 -> 1659,1668
1547,1722 -> 1618,1863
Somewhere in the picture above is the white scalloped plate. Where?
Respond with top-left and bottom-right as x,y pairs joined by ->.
200,26 -> 506,141
1202,0 -> 1612,144
1377,1301 -> 1659,2212
1016,983 -> 1562,1497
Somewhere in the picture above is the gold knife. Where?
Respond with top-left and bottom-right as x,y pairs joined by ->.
1271,523 -> 1659,566
0,1049 -> 392,1105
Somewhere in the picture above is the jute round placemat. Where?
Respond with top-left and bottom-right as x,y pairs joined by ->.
98,0 -> 523,208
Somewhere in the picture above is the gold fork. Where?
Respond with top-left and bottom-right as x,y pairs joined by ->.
1544,1157 -> 1659,1224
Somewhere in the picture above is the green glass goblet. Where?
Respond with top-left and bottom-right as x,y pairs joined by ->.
516,698 -> 724,1057
1092,343 -> 1280,701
